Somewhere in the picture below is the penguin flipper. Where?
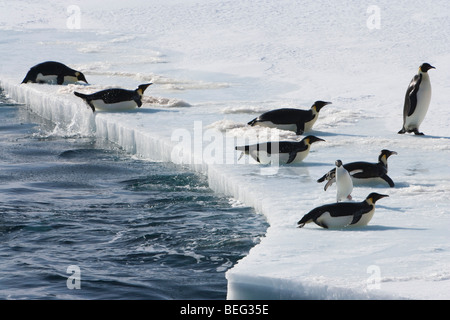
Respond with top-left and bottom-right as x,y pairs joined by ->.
349,214 -> 363,226
134,96 -> 143,108
57,74 -> 64,85
295,122 -> 305,135
406,74 -> 422,117
286,152 -> 297,164
381,174 -> 395,187
324,178 -> 335,191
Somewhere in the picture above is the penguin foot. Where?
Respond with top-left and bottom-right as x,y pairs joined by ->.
414,131 -> 424,136
347,195 -> 352,200
398,128 -> 406,134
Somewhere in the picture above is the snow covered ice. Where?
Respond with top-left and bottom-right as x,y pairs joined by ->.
1,0 -> 450,299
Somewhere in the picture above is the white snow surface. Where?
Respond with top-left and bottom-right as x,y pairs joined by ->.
1,0 -> 450,299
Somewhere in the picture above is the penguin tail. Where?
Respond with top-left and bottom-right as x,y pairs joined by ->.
74,91 -> 88,99
235,145 -> 249,152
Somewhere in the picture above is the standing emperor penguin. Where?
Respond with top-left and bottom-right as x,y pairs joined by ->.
398,63 -> 435,135
335,160 -> 353,202
247,101 -> 331,135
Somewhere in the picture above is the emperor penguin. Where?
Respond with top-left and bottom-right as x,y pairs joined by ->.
317,149 -> 397,189
297,193 -> 389,229
247,101 -> 331,135
74,83 -> 152,112
235,135 -> 325,165
21,61 -> 88,85
335,160 -> 353,202
398,63 -> 435,135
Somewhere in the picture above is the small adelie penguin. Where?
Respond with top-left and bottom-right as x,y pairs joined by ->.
335,160 -> 353,202
317,149 -> 397,189
21,61 -> 88,85
235,135 -> 325,165
74,83 -> 152,112
398,63 -> 435,135
297,193 -> 389,229
247,101 -> 331,135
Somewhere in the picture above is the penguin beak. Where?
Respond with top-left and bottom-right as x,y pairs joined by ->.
138,83 -> 153,93
369,193 -> 389,204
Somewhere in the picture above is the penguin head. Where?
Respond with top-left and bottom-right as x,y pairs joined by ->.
365,193 -> 389,205
335,159 -> 343,167
312,101 -> 332,112
419,63 -> 435,73
304,135 -> 325,145
379,149 -> 397,161
75,72 -> 88,84
137,83 -> 153,95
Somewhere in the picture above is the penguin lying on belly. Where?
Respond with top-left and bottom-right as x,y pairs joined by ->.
74,83 -> 152,112
247,101 -> 331,135
317,149 -> 397,189
22,61 -> 88,85
297,193 -> 388,229
235,135 -> 324,165
398,62 -> 435,135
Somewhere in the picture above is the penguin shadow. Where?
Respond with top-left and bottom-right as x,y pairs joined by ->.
341,225 -> 426,232
417,134 -> 450,140
97,107 -> 177,115
308,130 -> 360,138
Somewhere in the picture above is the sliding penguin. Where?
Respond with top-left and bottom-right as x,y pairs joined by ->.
74,83 -> 152,112
247,101 -> 331,135
297,193 -> 388,229
398,63 -> 435,135
21,61 -> 88,85
335,160 -> 353,202
317,149 -> 397,189
235,135 -> 324,165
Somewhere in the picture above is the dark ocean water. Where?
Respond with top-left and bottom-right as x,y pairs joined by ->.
0,90 -> 268,299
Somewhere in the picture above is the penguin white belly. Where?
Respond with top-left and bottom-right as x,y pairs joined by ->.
255,121 -> 297,132
336,167 -> 353,202
91,99 -> 138,111
36,73 -> 57,84
316,212 -> 353,229
406,80 -> 431,130
249,149 -> 309,164
63,75 -> 79,84
303,116 -> 317,132
35,73 -> 79,84
351,208 -> 375,227
352,176 -> 385,186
